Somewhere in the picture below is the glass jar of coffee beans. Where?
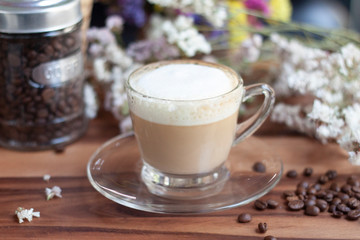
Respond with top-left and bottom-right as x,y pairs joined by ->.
0,0 -> 88,150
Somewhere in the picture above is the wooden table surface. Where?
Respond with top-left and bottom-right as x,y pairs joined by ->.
1,112 -> 360,240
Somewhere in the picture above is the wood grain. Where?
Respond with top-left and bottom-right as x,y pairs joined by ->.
1,112 -> 360,239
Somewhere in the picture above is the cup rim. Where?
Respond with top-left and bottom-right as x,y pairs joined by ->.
126,59 -> 243,102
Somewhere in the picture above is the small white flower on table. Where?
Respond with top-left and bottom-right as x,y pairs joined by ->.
15,207 -> 40,223
43,174 -> 51,182
45,186 -> 62,200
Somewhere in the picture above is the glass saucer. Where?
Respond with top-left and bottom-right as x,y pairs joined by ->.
87,132 -> 283,214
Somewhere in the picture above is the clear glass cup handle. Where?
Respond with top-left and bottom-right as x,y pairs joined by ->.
233,83 -> 275,145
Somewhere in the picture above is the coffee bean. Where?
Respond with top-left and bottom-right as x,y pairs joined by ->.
237,213 -> 252,223
355,193 -> 360,200
305,199 -> 316,207
352,186 -> 360,193
318,175 -> 329,184
328,204 -> 337,213
41,88 -> 55,102
266,199 -> 279,209
323,193 -> 334,203
316,190 -> 327,199
283,190 -> 295,198
325,170 -> 337,180
330,182 -> 340,192
341,184 -> 352,194
307,187 -> 317,195
254,200 -> 268,210
305,205 -> 320,216
288,200 -> 304,211
258,222 -> 267,233
303,167 -> 313,177
315,199 -> 328,212
337,203 -> 351,213
311,183 -> 322,191
264,235 -> 277,240
307,195 -> 317,201
331,197 -> 342,206
297,181 -> 309,189
337,192 -> 350,202
347,209 -> 360,220
348,179 -> 360,187
253,162 -> 266,173
347,197 -> 360,209
286,170 -> 298,178
286,196 -> 299,202
332,210 -> 343,218
296,187 -> 307,196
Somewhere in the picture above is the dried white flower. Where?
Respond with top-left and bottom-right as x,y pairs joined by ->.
162,15 -> 211,57
43,174 -> 51,182
45,186 -> 62,200
106,15 -> 123,31
15,207 -> 40,224
120,116 -> 133,133
147,0 -> 227,27
84,83 -> 98,119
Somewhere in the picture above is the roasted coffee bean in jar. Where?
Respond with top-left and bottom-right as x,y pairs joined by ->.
0,0 -> 88,150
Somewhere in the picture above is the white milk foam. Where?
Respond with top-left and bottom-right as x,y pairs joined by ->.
128,63 -> 243,126
131,64 -> 236,100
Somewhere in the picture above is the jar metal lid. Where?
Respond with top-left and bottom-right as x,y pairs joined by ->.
0,0 -> 82,33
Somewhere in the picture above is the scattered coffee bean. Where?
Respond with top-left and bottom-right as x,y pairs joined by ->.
296,187 -> 307,196
264,235 -> 277,240
325,170 -> 337,180
283,190 -> 295,198
254,200 -> 268,210
341,184 -> 352,194
307,195 -> 317,201
332,210 -> 343,218
304,199 -> 316,207
337,203 -> 351,213
347,176 -> 360,187
266,199 -> 279,209
297,181 -> 309,189
347,197 -> 360,209
237,213 -> 252,223
337,192 -> 350,202
352,186 -> 360,193
307,187 -> 317,195
311,183 -> 322,191
323,193 -> 334,203
318,175 -> 329,184
258,222 -> 267,233
316,190 -> 327,199
328,204 -> 337,213
286,170 -> 298,178
331,197 -> 342,206
347,209 -> 360,220
288,200 -> 304,211
315,199 -> 328,212
330,182 -> 340,192
303,167 -> 313,177
305,205 -> 320,216
286,195 -> 299,202
253,162 -> 266,173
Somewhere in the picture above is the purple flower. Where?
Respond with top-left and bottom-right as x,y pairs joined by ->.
244,0 -> 270,15
117,0 -> 146,28
126,37 -> 180,62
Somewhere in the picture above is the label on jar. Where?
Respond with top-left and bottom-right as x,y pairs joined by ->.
32,51 -> 83,86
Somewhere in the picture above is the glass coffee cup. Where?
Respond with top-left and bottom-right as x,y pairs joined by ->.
126,60 -> 275,199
